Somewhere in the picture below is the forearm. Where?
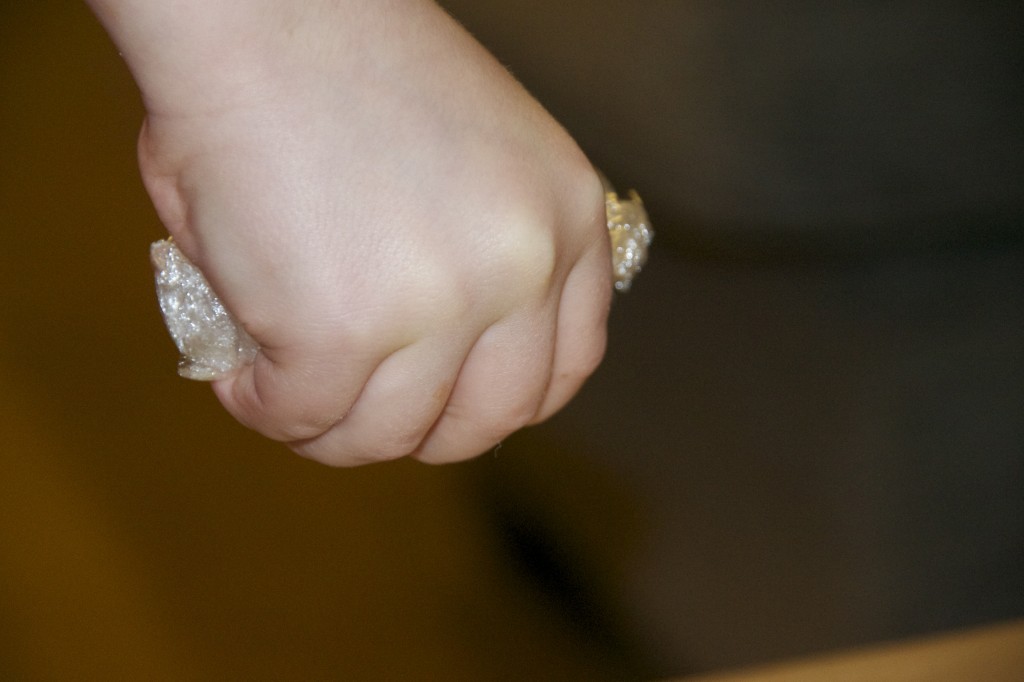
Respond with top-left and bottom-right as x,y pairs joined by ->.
83,0 -> 399,115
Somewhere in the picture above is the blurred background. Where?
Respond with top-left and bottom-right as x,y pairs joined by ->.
2,1 -> 1022,680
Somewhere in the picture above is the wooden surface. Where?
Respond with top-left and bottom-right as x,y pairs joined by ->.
680,620 -> 1024,682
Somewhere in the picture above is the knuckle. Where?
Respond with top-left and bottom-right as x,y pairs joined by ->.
486,212 -> 559,303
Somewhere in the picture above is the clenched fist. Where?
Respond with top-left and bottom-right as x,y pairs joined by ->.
88,0 -> 611,465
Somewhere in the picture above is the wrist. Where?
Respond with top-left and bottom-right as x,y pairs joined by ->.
84,0 -> 379,116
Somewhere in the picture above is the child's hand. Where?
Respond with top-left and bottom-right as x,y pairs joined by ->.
100,0 -> 611,464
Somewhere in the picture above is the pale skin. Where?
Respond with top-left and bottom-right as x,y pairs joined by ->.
85,0 -> 611,465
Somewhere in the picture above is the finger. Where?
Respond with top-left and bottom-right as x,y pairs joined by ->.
286,336 -> 469,466
412,307 -> 558,465
530,239 -> 612,424
211,340 -> 384,442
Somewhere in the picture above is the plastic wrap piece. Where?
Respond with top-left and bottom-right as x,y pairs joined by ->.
150,239 -> 259,381
606,188 -> 653,292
